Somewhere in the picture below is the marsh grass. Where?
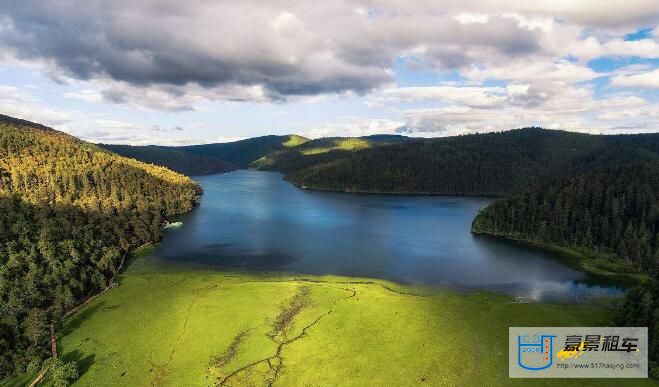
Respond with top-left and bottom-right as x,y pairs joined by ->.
10,248 -> 655,386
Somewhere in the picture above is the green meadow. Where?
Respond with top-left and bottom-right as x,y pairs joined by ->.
10,246 -> 657,386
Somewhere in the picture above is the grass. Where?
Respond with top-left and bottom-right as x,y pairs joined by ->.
300,138 -> 371,155
282,135 -> 309,148
9,246 -> 657,386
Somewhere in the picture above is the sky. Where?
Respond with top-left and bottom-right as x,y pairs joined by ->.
0,1 -> 658,145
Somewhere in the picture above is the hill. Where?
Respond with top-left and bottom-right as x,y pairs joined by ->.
100,144 -> 238,176
283,128 -> 609,195
251,135 -> 414,173
0,114 -> 201,378
175,134 -> 309,168
98,134 -> 410,176
472,160 -> 659,274
280,129 -> 659,195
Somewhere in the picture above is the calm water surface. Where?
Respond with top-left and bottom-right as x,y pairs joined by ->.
151,170 -> 623,302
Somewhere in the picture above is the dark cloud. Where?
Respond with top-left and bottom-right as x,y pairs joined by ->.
0,1 -> 546,101
0,1 -> 391,99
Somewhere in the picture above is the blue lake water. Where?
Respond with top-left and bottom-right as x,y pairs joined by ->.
150,170 -> 624,302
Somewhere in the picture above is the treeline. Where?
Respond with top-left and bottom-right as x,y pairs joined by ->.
471,159 -> 659,374
101,144 -> 237,176
0,115 -> 201,378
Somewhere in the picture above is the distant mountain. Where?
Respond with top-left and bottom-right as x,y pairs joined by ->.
99,134 -> 412,175
175,134 -> 309,168
101,144 -> 238,176
0,114 -> 201,378
251,134 -> 415,173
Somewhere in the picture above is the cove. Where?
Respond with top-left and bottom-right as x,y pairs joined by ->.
149,170 -> 623,302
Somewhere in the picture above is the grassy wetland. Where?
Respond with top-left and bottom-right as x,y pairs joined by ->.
3,245 -> 650,386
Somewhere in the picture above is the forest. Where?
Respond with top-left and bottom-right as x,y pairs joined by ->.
0,115 -> 201,378
101,144 -> 237,176
471,161 -> 659,273
251,135 -> 412,174
279,129 -> 608,194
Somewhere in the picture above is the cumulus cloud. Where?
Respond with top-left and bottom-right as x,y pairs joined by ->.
610,68 -> 659,88
301,118 -> 406,139
399,87 -> 656,135
0,85 -> 72,125
0,1 -> 658,139
0,1 -> 393,101
569,37 -> 659,61
0,1 -> 556,105
0,82 -> 196,144
371,86 -> 508,107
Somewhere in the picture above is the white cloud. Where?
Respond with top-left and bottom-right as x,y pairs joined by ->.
63,89 -> 103,103
454,13 -> 490,24
372,86 -> 507,107
568,36 -> 659,62
0,85 -> 72,126
464,60 -> 600,84
610,68 -> 659,88
399,87 -> 656,135
301,118 -> 406,139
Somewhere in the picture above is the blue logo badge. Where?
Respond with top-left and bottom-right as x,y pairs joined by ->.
518,334 -> 556,371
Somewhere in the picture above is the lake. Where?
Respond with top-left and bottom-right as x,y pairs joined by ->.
150,170 -> 623,302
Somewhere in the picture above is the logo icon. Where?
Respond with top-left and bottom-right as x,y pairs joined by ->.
517,334 -> 556,371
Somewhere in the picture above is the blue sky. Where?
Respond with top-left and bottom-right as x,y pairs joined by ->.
0,1 -> 658,144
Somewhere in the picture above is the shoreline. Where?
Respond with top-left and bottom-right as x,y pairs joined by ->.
470,231 -> 650,284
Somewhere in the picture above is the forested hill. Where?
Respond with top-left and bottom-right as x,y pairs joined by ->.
100,135 -> 310,174
100,134 -> 409,176
0,115 -> 201,378
175,134 -> 309,168
251,135 -> 413,173
284,128 -> 611,195
101,144 -> 238,176
472,161 -> 659,274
